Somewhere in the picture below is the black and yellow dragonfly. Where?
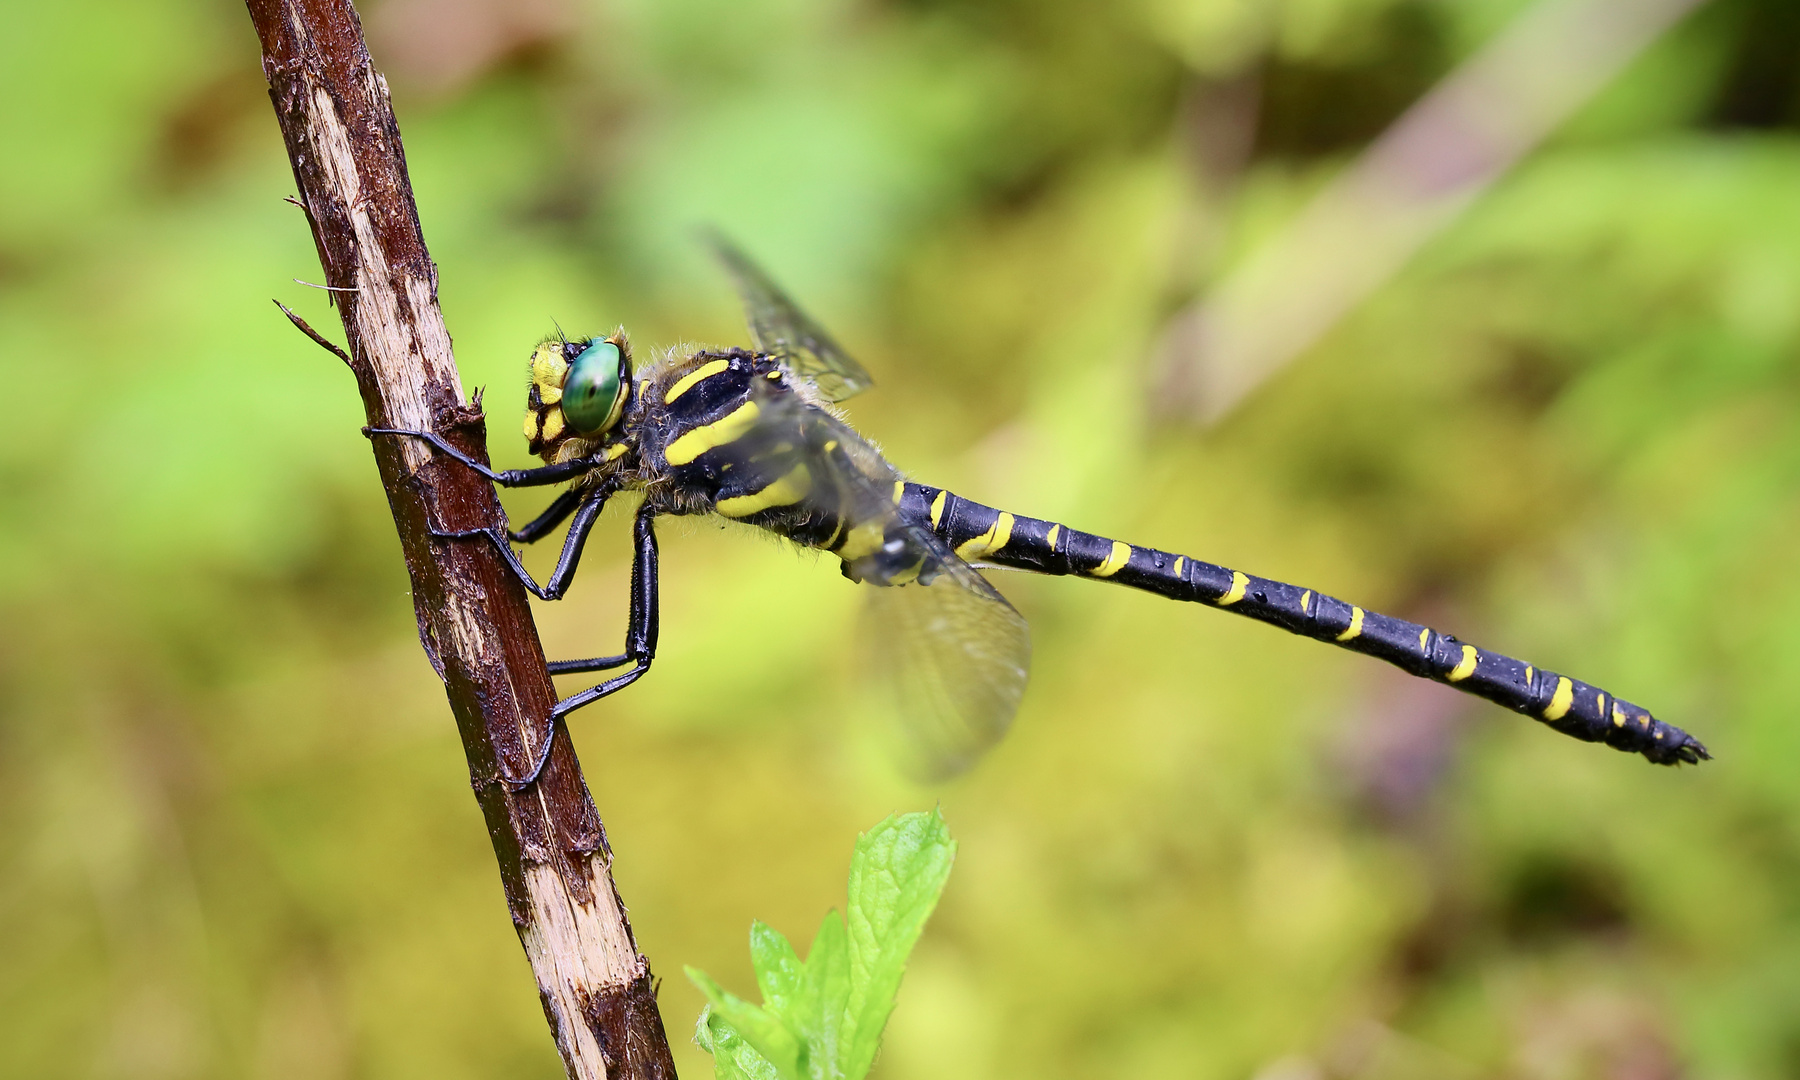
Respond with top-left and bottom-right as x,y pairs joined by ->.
373,239 -> 1709,786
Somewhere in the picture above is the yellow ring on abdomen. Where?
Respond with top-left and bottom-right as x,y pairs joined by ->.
1448,645 -> 1478,682
1543,677 -> 1574,721
1090,541 -> 1131,578
1216,571 -> 1248,605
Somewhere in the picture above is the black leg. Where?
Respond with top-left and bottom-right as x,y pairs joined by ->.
367,427 -> 599,487
510,489 -> 585,544
545,508 -> 660,681
505,509 -> 660,787
436,488 -> 608,601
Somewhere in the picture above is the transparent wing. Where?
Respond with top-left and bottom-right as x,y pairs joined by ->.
707,232 -> 876,403
862,556 -> 1031,781
739,386 -> 1030,778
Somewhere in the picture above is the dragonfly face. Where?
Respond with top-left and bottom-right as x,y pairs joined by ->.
370,236 -> 1708,788
523,332 -> 634,463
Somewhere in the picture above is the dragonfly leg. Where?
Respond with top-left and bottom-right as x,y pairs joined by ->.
510,488 -> 585,543
366,426 -> 601,487
504,510 -> 660,788
548,508 -> 659,704
433,489 -> 608,601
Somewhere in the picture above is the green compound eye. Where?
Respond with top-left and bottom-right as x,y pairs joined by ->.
562,340 -> 624,434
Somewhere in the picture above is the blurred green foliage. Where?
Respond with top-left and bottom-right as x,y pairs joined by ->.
3,0 -> 1799,1077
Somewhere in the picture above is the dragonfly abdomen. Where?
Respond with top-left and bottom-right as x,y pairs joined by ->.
899,482 -> 1707,766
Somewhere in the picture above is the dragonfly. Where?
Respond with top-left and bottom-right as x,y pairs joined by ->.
372,237 -> 1709,786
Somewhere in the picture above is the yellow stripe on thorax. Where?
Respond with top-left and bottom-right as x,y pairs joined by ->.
663,400 -> 760,466
956,513 -> 1015,560
1090,541 -> 1132,578
929,490 -> 948,529
835,520 -> 887,562
716,464 -> 812,518
663,358 -> 731,404
1542,676 -> 1574,721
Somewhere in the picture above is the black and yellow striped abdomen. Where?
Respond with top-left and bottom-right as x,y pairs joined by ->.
897,482 -> 1707,766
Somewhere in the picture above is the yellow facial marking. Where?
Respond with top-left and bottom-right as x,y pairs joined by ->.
664,358 -> 731,404
1336,607 -> 1364,642
1417,627 -> 1431,651
530,344 -> 568,405
663,400 -> 760,466
1048,525 -> 1063,553
1448,645 -> 1478,682
1300,589 -> 1311,614
523,410 -> 542,442
1172,554 -> 1184,577
892,480 -> 905,505
1091,541 -> 1133,579
1216,570 -> 1248,604
957,512 -> 1015,561
1612,702 -> 1628,728
929,490 -> 948,529
602,441 -> 630,462
1543,677 -> 1574,721
716,464 -> 812,518
540,408 -> 565,444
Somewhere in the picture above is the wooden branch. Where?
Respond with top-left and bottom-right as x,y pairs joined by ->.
244,3 -> 678,1076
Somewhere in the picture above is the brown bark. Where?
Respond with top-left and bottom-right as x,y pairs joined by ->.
242,3 -> 678,1076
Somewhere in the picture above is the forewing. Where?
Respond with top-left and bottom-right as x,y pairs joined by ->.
744,388 -> 1029,778
708,233 -> 876,403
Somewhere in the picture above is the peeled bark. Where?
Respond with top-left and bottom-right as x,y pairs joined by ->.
243,3 -> 678,1075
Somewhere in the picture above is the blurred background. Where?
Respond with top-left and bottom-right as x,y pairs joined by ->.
4,0 -> 1799,1076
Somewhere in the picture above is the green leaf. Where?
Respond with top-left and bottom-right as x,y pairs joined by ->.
840,810 -> 956,1080
796,911 -> 851,1080
688,810 -> 957,1080
695,1008 -> 784,1080
748,920 -> 806,1015
687,966 -> 804,1079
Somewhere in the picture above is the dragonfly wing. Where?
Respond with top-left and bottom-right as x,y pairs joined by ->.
736,386 -> 1029,777
707,232 -> 877,403
862,550 -> 1031,781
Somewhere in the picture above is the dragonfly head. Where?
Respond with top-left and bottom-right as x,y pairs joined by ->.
524,330 -> 633,462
